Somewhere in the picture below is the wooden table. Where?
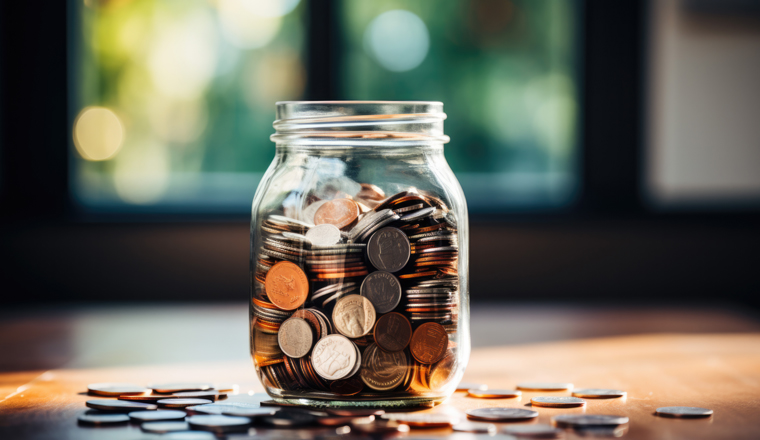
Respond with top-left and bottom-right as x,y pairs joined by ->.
1,303 -> 759,439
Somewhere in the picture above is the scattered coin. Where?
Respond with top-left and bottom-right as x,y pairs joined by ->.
259,409 -> 318,427
186,402 -> 261,415
265,261 -> 309,311
163,432 -> 216,440
211,384 -> 238,393
552,414 -> 629,427
86,399 -> 157,412
314,198 -> 360,230
517,382 -> 573,392
452,421 -> 497,434
457,382 -> 488,391
172,391 -> 228,400
571,388 -> 626,399
384,412 -> 455,428
332,294 -> 376,338
305,224 -> 342,246
655,406 -> 713,418
77,412 -> 130,425
158,398 -> 213,408
129,410 -> 187,422
351,417 -> 410,435
467,407 -> 539,422
311,334 -> 359,380
531,396 -> 586,408
504,424 -> 564,438
87,383 -> 148,397
221,407 -> 279,418
367,227 -> 411,272
141,421 -> 191,433
278,317 -> 314,358
186,415 -> 252,433
148,383 -> 214,394
360,271 -> 402,314
374,312 -> 412,352
410,322 -> 448,364
119,394 -> 170,402
468,389 -> 522,399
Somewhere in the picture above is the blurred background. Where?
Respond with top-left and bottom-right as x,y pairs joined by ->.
1,0 -> 759,307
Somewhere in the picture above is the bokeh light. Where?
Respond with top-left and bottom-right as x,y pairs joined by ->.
73,106 -> 125,161
113,139 -> 170,204
364,10 -> 430,72
217,0 -> 284,49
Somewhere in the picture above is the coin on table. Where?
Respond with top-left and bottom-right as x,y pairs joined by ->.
351,418 -> 410,435
163,432 -> 216,440
172,391 -> 228,400
360,271 -> 402,313
410,322 -> 448,364
360,343 -> 407,391
655,406 -> 713,418
314,198 -> 360,230
259,409 -> 318,427
187,415 -> 252,432
265,261 -> 309,311
452,421 -> 496,434
86,399 -> 157,412
187,402 -> 261,415
305,223 -> 342,246
149,382 -> 214,393
311,334 -> 358,380
141,421 -> 191,433
333,294 -> 376,338
374,312 -> 412,352
87,383 -> 148,396
158,398 -> 213,408
571,388 -> 626,399
384,412 -> 455,428
467,407 -> 539,422
211,384 -> 238,393
504,424 -> 564,438
517,382 -> 573,392
531,396 -> 586,408
278,317 -> 314,358
552,414 -> 629,427
77,412 -> 130,425
119,394 -> 169,402
221,407 -> 279,418
468,389 -> 522,399
457,382 -> 488,391
367,227 -> 411,272
129,410 -> 187,422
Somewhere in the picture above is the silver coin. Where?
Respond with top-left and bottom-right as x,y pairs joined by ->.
187,415 -> 252,432
572,388 -> 626,399
467,389 -> 522,399
467,407 -> 539,422
281,232 -> 311,243
163,432 -> 216,440
77,412 -> 130,425
457,382 -> 487,391
305,224 -> 342,246
517,382 -> 573,392
531,396 -> 586,408
367,227 -> 410,272
504,424 -> 564,438
349,209 -> 394,241
358,214 -> 401,243
552,414 -> 629,427
311,334 -> 358,380
149,382 -> 215,393
301,200 -> 328,224
419,246 -> 458,254
332,294 -> 376,338
269,215 -> 313,229
87,382 -> 148,396
394,203 -> 425,213
141,421 -> 191,433
278,317 -> 314,358
172,390 -> 228,400
452,421 -> 497,434
86,399 -> 157,412
260,409 -> 318,427
221,407 -> 279,418
158,398 -> 213,408
187,402 -> 261,415
311,282 -> 356,300
360,271 -> 402,313
129,410 -> 187,422
655,406 -> 713,418
400,207 -> 436,222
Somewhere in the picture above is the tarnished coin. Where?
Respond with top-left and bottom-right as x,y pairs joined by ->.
467,407 -> 539,422
531,396 -> 586,408
360,343 -> 407,391
187,402 -> 261,415
384,412 -> 456,428
314,198 -> 359,230
187,415 -> 252,433
457,382 -> 488,391
572,388 -> 626,399
311,334 -> 358,380
333,294 -> 376,338
330,375 -> 365,396
655,406 -> 713,418
552,414 -> 629,427
278,317 -> 314,358
86,399 -> 157,412
410,322 -> 448,364
305,224 -> 342,246
141,421 -> 191,433
360,271 -> 402,314
428,350 -> 458,391
452,421 -> 497,434
505,424 -> 564,438
468,389 -> 521,399
517,382 -> 573,392
87,383 -> 148,397
265,261 -> 309,310
367,227 -> 410,272
129,410 -> 187,422
149,382 -> 214,394
77,412 -> 130,425
374,312 -> 412,352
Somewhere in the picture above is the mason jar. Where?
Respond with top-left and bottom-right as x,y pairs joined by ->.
250,101 -> 469,408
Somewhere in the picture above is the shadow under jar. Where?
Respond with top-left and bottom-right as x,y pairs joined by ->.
250,101 -> 470,408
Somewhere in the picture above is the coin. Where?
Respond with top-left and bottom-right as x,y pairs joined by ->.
260,409 -> 318,427
367,227 -> 410,272
172,391 -> 228,400
655,406 -> 713,418
452,421 -> 496,434
457,382 -> 488,391
305,224 -> 342,246
87,383 -> 148,397
552,414 -> 629,427
311,334 -> 358,380
384,412 -> 455,428
359,343 -> 407,391
468,389 -> 521,399
149,382 -> 214,394
163,432 -> 215,440
129,410 -> 187,422
119,394 -> 168,402
333,294 -> 376,338
187,415 -> 252,433
329,375 -> 365,396
141,421 -> 191,433
187,402 -> 261,415
314,199 -> 359,229
265,261 -> 309,310
374,312 -> 412,352
86,399 -> 158,412
158,398 -> 213,408
351,417 -> 410,435
211,384 -> 237,393
531,396 -> 586,408
467,407 -> 539,422
360,271 -> 402,314
572,388 -> 626,399
517,382 -> 573,392
77,412 -> 130,425
505,424 -> 564,438
278,317 -> 314,358
410,322 -> 448,364
221,407 -> 279,418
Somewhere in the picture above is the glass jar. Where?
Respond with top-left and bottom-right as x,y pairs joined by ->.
250,101 -> 469,408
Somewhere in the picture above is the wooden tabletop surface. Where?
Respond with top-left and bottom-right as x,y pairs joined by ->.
1,303 -> 759,439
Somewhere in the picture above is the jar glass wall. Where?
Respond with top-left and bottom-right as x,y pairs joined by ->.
250,102 -> 469,408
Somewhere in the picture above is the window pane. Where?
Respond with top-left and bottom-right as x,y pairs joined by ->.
339,0 -> 581,210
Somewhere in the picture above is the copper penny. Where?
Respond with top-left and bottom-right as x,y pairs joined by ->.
314,199 -> 359,230
330,375 -> 365,396
410,322 -> 448,364
374,312 -> 412,352
265,261 -> 309,310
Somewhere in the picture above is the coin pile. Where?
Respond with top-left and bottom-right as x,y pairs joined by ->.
251,186 -> 461,399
